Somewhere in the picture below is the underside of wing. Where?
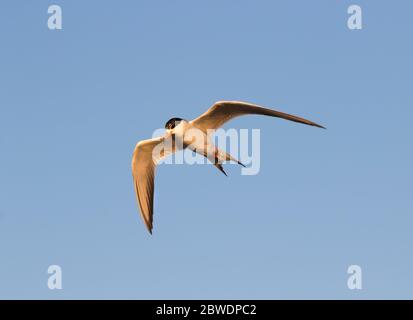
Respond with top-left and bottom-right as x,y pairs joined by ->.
191,101 -> 325,133
131,134 -> 175,234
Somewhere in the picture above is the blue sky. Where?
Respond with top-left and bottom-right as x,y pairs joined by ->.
0,0 -> 412,299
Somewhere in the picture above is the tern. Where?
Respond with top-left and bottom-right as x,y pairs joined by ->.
132,101 -> 325,234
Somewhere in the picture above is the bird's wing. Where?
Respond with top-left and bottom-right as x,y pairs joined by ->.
190,101 -> 325,133
131,134 -> 175,234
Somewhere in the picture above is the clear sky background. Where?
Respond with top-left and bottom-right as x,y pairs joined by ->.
0,0 -> 412,299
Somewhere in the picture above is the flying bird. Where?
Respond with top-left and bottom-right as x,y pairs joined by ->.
132,101 -> 325,234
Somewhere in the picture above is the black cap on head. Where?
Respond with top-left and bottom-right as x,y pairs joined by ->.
165,117 -> 184,130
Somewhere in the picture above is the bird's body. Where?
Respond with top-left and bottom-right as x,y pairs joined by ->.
132,101 -> 325,234
178,120 -> 238,172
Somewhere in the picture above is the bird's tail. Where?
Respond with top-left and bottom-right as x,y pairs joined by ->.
212,147 -> 245,176
214,163 -> 227,176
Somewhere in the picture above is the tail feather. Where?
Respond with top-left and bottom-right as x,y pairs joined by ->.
215,163 -> 227,176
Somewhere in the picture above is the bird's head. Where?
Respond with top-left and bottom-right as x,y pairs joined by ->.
165,117 -> 184,131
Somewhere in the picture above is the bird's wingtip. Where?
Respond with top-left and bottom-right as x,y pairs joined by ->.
314,123 -> 326,129
146,223 -> 153,235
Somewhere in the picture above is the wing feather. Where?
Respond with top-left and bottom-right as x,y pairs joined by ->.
191,101 -> 325,133
131,134 -> 175,234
